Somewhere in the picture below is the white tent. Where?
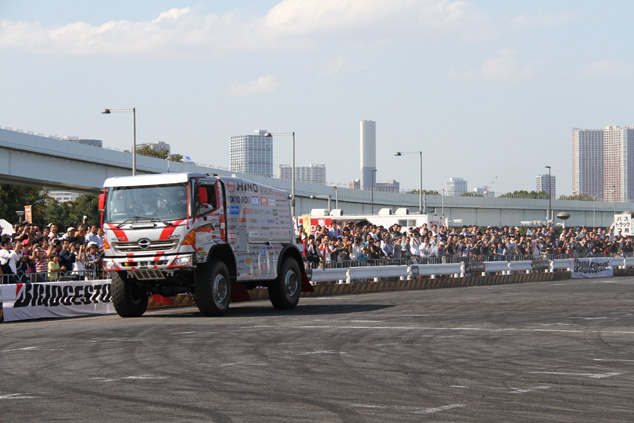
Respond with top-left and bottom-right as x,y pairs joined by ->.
0,219 -> 15,235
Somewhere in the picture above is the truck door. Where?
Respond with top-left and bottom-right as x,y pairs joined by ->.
195,180 -> 225,243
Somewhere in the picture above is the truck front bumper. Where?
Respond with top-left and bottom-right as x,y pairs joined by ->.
103,253 -> 195,273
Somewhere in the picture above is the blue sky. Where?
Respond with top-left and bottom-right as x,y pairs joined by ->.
1,0 -> 633,196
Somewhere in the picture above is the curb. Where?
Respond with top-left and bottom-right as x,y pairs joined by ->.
147,271 -> 571,310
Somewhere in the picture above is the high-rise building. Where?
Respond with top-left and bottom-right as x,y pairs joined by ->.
360,120 -> 376,190
536,174 -> 556,199
445,177 -> 468,196
280,163 -> 326,185
573,126 -> 634,201
230,130 -> 273,177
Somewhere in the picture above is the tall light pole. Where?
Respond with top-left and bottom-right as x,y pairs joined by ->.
395,151 -> 423,213
545,165 -> 552,227
102,108 -> 137,175
264,132 -> 295,217
332,185 -> 338,209
371,169 -> 377,214
591,192 -> 604,228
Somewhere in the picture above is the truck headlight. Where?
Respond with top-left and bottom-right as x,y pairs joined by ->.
172,255 -> 192,267
104,260 -> 120,271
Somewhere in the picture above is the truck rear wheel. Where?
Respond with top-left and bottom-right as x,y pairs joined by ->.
269,258 -> 301,310
111,271 -> 149,317
195,260 -> 231,316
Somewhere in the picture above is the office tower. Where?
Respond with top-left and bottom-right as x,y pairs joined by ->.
445,177 -> 468,197
280,163 -> 326,185
536,174 -> 556,199
573,126 -> 634,201
230,130 -> 273,177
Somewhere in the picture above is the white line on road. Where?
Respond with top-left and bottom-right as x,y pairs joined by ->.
0,393 -> 36,400
530,371 -> 622,379
352,403 -> 466,415
294,325 -> 634,336
509,385 -> 551,394
593,358 -> 634,363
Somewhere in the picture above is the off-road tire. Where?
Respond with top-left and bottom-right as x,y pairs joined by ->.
269,258 -> 301,310
111,271 -> 149,317
195,260 -> 231,316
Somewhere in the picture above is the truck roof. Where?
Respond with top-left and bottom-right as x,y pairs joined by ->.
104,172 -> 209,188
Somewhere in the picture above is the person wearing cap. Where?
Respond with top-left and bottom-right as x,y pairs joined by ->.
61,227 -> 77,244
84,241 -> 103,278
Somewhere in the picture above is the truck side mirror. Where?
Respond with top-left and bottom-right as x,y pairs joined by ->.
98,193 -> 105,211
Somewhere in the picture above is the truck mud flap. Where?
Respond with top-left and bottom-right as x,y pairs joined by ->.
301,272 -> 314,293
231,282 -> 252,303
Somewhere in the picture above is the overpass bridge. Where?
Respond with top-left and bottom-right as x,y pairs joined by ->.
1,127 -> 630,228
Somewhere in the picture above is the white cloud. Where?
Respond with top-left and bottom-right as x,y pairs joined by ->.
225,75 -> 280,97
511,11 -> 575,29
0,1 -> 477,58
319,55 -> 367,77
480,48 -> 531,80
450,48 -> 532,81
581,60 -> 634,78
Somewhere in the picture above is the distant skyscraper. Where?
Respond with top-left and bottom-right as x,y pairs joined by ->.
573,126 -> 634,201
280,163 -> 326,185
536,174 -> 556,199
230,130 -> 273,177
360,120 -> 376,190
445,177 -> 468,196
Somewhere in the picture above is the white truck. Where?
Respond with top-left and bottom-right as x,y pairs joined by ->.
99,172 -> 312,318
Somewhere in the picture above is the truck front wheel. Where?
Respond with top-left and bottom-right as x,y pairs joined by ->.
269,258 -> 301,310
111,271 -> 149,317
195,260 -> 231,316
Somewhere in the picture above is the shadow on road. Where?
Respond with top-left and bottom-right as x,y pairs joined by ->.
145,303 -> 394,319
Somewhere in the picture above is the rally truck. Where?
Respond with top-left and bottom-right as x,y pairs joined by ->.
99,172 -> 312,318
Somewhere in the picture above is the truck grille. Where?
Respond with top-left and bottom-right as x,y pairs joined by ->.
113,239 -> 179,254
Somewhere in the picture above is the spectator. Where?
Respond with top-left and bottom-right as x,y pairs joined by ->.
0,237 -> 20,283
85,225 -> 104,249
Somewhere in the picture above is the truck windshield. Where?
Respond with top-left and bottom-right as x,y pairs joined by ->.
105,183 -> 188,223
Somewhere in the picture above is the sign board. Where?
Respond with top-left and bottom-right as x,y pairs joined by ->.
24,205 -> 32,223
613,213 -> 632,236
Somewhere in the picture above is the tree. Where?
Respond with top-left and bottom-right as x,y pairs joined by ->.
406,189 -> 439,195
0,184 -> 49,225
499,190 -> 549,199
461,192 -> 484,197
559,194 -> 594,201
136,145 -> 183,162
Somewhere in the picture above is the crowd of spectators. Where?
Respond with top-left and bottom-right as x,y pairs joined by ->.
0,221 -> 104,284
297,221 -> 634,268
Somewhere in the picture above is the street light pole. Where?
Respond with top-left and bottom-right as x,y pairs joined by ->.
264,132 -> 295,217
102,108 -> 137,175
333,186 -> 338,209
395,151 -> 423,213
545,165 -> 552,227
371,169 -> 377,214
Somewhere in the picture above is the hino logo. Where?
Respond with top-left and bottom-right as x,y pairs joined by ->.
138,238 -> 151,249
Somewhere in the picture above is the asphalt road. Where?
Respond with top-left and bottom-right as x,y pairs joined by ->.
1,277 -> 634,422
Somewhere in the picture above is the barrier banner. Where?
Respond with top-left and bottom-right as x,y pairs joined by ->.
0,280 -> 114,322
571,258 -> 614,279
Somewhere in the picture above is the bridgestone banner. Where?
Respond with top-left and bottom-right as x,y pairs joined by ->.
0,280 -> 114,322
571,258 -> 614,279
